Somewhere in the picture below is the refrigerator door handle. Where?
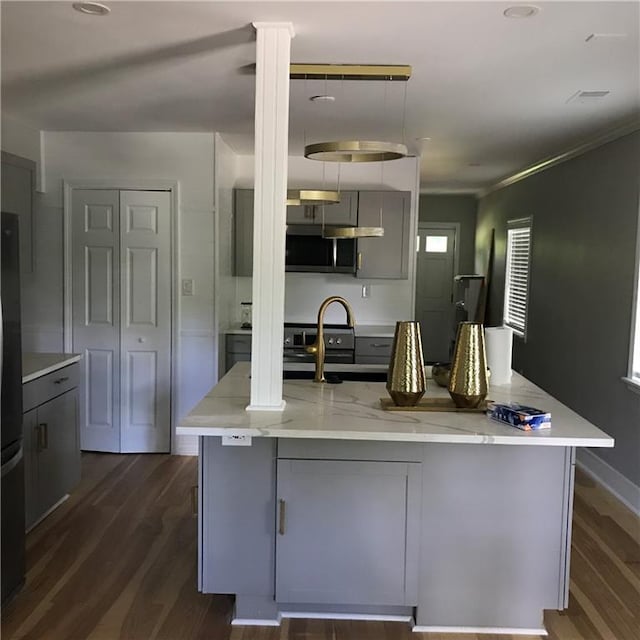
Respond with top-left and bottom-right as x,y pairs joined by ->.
0,293 -> 4,405
1,444 -> 23,478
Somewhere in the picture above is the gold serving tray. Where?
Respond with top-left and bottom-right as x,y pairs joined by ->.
379,397 -> 489,413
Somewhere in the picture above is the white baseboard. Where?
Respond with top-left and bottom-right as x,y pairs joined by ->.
231,618 -> 280,626
576,449 -> 640,516
231,611 -> 414,627
412,626 -> 547,636
282,612 -> 413,623
172,434 -> 198,456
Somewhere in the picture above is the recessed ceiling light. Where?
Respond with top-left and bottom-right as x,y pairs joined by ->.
504,5 -> 539,18
73,2 -> 111,16
309,95 -> 335,103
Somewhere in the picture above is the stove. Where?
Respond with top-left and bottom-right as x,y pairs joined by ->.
283,322 -> 355,364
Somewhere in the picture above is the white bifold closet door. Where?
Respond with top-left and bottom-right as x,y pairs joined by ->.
72,189 -> 171,453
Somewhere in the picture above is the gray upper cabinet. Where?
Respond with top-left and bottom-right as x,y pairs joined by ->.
287,191 -> 358,226
234,189 -> 254,277
285,202 -> 315,224
356,191 -> 411,280
233,189 -> 409,279
275,458 -> 421,606
1,151 -> 35,274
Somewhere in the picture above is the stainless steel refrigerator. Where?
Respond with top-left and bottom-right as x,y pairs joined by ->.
1,211 -> 25,604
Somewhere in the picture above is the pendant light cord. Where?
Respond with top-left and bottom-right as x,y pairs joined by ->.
402,81 -> 408,146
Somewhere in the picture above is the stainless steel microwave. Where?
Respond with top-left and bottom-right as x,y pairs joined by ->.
285,225 -> 355,273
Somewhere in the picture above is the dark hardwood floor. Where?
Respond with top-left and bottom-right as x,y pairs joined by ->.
2,453 -> 638,640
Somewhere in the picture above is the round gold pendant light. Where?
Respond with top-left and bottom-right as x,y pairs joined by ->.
286,189 -> 341,207
304,140 -> 408,163
293,64 -> 411,164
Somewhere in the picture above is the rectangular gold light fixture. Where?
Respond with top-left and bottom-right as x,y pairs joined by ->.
290,63 -> 411,81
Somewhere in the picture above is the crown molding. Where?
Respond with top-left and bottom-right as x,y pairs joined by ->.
480,118 -> 640,198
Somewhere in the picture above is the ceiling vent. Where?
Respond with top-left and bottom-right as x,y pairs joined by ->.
585,33 -> 628,42
567,90 -> 611,104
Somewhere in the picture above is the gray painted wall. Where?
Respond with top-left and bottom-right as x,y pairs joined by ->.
419,194 -> 477,274
476,131 -> 640,487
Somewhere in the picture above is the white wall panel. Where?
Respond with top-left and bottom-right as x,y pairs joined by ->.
86,349 -> 113,428
86,246 -> 113,325
86,204 -> 114,232
127,351 -> 157,428
126,247 -> 157,327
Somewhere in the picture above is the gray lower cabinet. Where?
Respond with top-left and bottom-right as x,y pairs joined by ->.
225,334 -> 252,373
23,364 -> 80,530
275,458 -> 420,605
200,437 -> 574,628
354,336 -> 393,364
356,191 -> 411,279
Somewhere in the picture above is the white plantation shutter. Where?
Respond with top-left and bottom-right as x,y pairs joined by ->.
504,222 -> 532,335
632,249 -> 640,382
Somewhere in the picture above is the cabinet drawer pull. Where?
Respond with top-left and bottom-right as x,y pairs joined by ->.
370,343 -> 389,349
53,376 -> 70,384
357,252 -> 362,270
191,485 -> 198,516
37,423 -> 48,451
278,499 -> 286,535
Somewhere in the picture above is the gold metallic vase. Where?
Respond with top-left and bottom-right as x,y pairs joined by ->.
387,321 -> 426,406
448,322 -> 488,408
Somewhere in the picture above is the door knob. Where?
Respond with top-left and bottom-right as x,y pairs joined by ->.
138,337 -> 146,343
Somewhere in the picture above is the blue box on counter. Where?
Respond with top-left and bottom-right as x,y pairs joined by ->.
487,402 -> 551,431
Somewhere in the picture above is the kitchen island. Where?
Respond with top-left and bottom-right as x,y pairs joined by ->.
177,362 -> 613,635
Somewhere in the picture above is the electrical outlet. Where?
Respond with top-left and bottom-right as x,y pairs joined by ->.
182,279 -> 194,296
362,284 -> 370,298
222,434 -> 252,446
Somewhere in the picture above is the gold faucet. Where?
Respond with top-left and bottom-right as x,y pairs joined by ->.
306,296 -> 356,383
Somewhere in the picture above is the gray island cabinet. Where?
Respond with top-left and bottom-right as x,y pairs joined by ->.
178,363 -> 613,634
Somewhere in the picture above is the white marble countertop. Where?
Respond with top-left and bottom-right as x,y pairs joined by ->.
225,324 -> 397,338
177,362 -> 614,448
225,326 -> 252,335
22,353 -> 82,384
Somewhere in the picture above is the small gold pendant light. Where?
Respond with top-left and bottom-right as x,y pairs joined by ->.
286,189 -> 341,206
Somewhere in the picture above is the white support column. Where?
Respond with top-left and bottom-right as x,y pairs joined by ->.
248,22 -> 294,411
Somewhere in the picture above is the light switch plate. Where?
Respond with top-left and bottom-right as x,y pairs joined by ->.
182,278 -> 194,296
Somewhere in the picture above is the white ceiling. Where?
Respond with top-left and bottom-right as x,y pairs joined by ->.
2,1 -> 639,192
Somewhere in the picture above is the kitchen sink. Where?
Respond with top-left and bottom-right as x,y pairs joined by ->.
283,370 -> 387,383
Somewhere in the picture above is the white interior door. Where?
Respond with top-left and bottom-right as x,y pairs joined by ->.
72,190 -> 121,452
72,189 -> 171,453
119,190 -> 171,453
415,225 -> 457,363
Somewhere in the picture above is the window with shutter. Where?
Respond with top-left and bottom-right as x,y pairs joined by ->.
629,214 -> 640,387
504,219 -> 532,337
